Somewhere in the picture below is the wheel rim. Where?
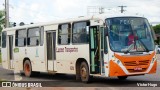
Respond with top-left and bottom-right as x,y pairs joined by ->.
80,67 -> 87,79
25,63 -> 30,75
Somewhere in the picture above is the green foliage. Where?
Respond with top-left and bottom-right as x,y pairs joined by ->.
0,10 -> 5,32
152,24 -> 160,34
153,24 -> 160,45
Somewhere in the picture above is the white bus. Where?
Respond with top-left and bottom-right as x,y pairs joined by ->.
1,15 -> 157,82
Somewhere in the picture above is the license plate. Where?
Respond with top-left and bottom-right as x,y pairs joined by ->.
134,67 -> 142,71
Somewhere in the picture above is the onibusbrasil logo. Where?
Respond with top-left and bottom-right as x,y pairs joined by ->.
1,82 -> 42,87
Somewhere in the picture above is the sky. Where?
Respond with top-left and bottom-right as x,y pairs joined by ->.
0,0 -> 160,25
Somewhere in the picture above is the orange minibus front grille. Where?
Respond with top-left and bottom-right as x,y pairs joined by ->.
124,60 -> 150,66
123,60 -> 150,73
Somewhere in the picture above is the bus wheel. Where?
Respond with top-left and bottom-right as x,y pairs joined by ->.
24,60 -> 32,77
80,62 -> 90,83
118,76 -> 128,80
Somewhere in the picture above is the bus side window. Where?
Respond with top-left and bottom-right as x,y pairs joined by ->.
72,21 -> 90,44
2,31 -> 7,48
27,27 -> 40,46
58,24 -> 71,45
15,29 -> 27,47
40,26 -> 44,46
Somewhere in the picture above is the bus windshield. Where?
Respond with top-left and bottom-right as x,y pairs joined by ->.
106,17 -> 155,53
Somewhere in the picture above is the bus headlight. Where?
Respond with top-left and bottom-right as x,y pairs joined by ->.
151,54 -> 157,64
117,60 -> 121,64
151,58 -> 155,63
112,56 -> 122,65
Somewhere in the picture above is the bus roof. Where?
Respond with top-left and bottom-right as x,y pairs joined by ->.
3,13 -> 144,31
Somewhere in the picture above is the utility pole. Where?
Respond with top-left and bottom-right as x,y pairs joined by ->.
5,0 -> 9,28
118,5 -> 127,13
99,7 -> 104,14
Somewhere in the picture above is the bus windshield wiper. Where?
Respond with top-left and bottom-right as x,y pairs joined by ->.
137,39 -> 150,52
124,39 -> 149,54
134,30 -> 150,52
124,44 -> 134,54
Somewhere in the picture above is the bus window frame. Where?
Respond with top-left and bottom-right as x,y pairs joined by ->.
15,29 -> 27,47
104,27 -> 109,54
72,21 -> 90,45
58,23 -> 71,45
27,27 -> 40,47
40,26 -> 44,46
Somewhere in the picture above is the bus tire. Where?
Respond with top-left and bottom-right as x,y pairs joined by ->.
80,62 -> 90,83
118,76 -> 128,80
24,60 -> 33,77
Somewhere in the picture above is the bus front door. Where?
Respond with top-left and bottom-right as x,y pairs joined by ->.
8,35 -> 14,69
89,26 -> 100,74
46,31 -> 56,71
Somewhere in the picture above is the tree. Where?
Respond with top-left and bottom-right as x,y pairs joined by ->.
153,24 -> 160,34
0,10 -> 5,32
152,24 -> 160,45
